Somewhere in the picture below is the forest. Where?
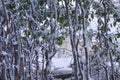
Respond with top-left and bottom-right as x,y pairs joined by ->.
0,0 -> 120,80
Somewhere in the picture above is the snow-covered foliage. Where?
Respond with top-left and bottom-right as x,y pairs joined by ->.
0,0 -> 120,80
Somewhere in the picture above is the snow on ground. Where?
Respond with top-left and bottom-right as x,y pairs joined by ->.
39,57 -> 73,74
39,56 -> 120,77
51,57 -> 73,74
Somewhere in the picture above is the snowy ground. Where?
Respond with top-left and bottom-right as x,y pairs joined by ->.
39,57 -> 73,72
39,56 -> 120,72
51,57 -> 73,72
38,56 -> 120,80
39,57 -> 73,79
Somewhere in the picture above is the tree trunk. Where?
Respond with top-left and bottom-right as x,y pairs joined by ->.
78,0 -> 90,80
64,0 -> 80,79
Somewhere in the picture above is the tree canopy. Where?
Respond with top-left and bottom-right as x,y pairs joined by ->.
0,0 -> 120,80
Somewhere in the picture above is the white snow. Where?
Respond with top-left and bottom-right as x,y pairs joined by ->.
1,51 -> 7,56
51,57 -> 73,71
39,57 -> 73,74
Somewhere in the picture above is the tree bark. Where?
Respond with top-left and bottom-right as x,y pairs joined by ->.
78,0 -> 90,80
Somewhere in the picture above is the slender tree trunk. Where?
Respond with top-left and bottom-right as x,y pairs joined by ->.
18,57 -> 24,80
44,51 -> 49,80
14,44 -> 19,80
43,0 -> 57,80
104,66 -> 109,80
28,47 -> 33,80
78,0 -> 90,80
42,52 -> 45,80
82,16 -> 90,80
36,52 -> 39,80
64,0 -> 80,79
109,50 -> 115,80
103,1 -> 115,80
2,60 -> 7,80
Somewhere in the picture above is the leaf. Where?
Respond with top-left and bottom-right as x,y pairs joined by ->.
115,56 -> 120,62
113,21 -> 116,26
58,16 -> 65,23
92,45 -> 98,52
56,36 -> 65,46
113,13 -> 118,18
22,37 -> 27,41
116,18 -> 120,22
91,13 -> 94,19
40,0 -> 46,6
115,33 -> 120,38
109,38 -> 112,42
77,25 -> 82,30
